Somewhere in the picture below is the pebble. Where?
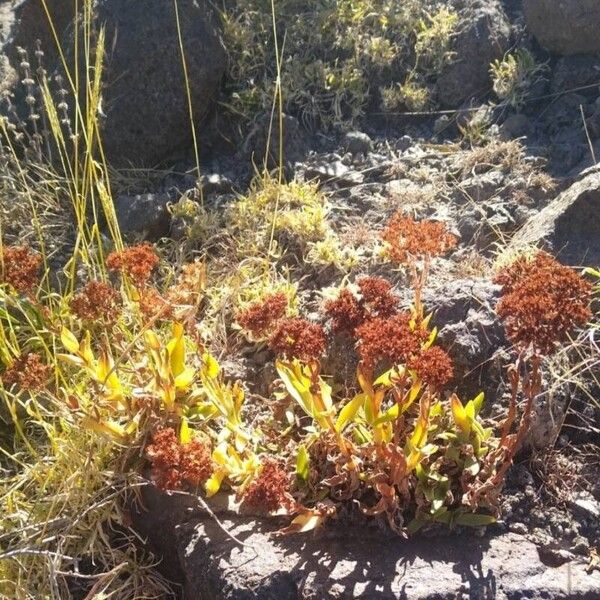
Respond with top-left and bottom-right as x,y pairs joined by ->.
509,522 -> 528,535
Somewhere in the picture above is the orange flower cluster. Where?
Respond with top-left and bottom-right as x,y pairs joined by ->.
236,292 -> 288,337
355,312 -> 427,370
242,459 -> 289,512
70,281 -> 122,324
269,318 -> 326,361
0,245 -> 42,295
2,353 -> 51,391
145,428 -> 212,490
495,252 -> 592,355
381,214 -> 457,264
325,276 -> 399,334
138,287 -> 174,323
106,243 -> 159,286
408,346 -> 454,390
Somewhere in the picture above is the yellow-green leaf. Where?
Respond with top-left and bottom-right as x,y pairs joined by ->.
451,394 -> 470,434
296,444 -> 310,482
180,417 -> 192,444
168,323 -> 185,377
335,393 -> 365,432
205,470 -> 226,497
174,366 -> 196,390
424,326 -> 438,349
60,327 -> 79,354
144,330 -> 160,351
454,513 -> 496,527
279,512 -> 323,535
81,416 -> 127,441
202,352 -> 220,379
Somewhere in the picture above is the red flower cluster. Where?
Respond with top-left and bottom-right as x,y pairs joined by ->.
381,214 -> 457,264
2,352 -> 51,391
0,245 -> 42,295
325,276 -> 399,334
70,281 -> 122,324
269,318 -> 326,361
236,292 -> 288,337
106,243 -> 159,287
355,312 -> 427,370
243,459 -> 289,512
495,252 -> 592,355
145,428 -> 212,490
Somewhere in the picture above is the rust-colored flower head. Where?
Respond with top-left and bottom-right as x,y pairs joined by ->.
269,318 -> 326,362
2,353 -> 51,392
167,260 -> 206,311
145,427 -> 212,491
138,287 -> 174,323
236,292 -> 288,338
355,312 -> 427,370
495,252 -> 592,355
70,281 -> 122,324
106,243 -> 159,287
408,346 -> 454,390
325,276 -> 399,334
381,214 -> 457,264
0,245 -> 42,295
324,288 -> 364,334
243,459 -> 289,512
357,276 -> 399,319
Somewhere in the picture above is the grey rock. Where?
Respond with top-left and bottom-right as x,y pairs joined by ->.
461,170 -> 505,202
75,0 -> 226,167
422,278 -> 505,396
499,113 -> 534,140
434,114 -> 452,135
571,536 -> 590,555
131,484 -> 600,600
524,0 -> 600,56
569,492 -> 600,520
508,170 -> 600,265
396,135 -> 413,152
551,56 -> 600,98
2,0 -> 73,66
343,131 -> 372,156
528,391 -> 567,449
509,522 -> 528,535
199,173 -> 235,196
243,113 -> 308,170
113,193 -> 171,240
437,1 -> 511,108
304,159 -> 364,187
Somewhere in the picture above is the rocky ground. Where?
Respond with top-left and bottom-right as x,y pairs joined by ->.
1,0 -> 600,599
